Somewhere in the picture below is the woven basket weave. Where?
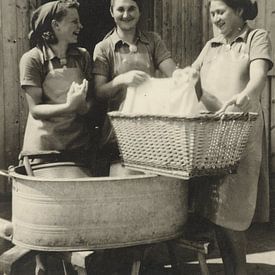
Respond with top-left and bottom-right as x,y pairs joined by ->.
108,111 -> 258,179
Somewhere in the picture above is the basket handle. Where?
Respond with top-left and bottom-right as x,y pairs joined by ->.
216,97 -> 237,115
216,94 -> 251,115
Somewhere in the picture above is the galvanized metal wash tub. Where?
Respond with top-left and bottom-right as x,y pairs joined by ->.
3,162 -> 188,251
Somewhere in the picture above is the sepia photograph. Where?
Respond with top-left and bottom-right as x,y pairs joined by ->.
0,0 -> 274,274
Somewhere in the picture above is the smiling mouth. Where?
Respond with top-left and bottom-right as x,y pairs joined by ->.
216,23 -> 225,29
121,19 -> 134,22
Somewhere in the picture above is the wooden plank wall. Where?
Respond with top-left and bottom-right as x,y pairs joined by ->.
250,0 -> 275,173
256,0 -> 275,221
151,0 -> 208,67
266,2 -> 275,173
0,0 -> 4,193
0,0 -> 40,193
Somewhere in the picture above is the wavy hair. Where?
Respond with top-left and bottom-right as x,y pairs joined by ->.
215,0 -> 258,20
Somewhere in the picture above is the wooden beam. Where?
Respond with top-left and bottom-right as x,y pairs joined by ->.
61,251 -> 95,275
0,0 -> 6,193
0,246 -> 35,275
2,0 -> 20,171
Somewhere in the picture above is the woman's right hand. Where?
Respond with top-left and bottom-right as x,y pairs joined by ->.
116,70 -> 149,88
66,79 -> 88,112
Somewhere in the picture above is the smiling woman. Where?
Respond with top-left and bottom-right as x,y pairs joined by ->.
19,0 -> 96,273
191,0 -> 273,274
20,0 -> 94,158
110,0 -> 141,33
92,0 -> 177,176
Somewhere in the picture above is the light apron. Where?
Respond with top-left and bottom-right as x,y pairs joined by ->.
100,44 -> 154,176
195,42 -> 265,231
22,61 -> 90,153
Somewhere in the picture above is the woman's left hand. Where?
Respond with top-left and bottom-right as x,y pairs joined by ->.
76,79 -> 91,115
67,79 -> 89,114
217,93 -> 251,114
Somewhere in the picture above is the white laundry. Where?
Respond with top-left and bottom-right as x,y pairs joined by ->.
121,67 -> 204,116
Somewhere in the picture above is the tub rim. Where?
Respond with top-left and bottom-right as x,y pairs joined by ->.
8,162 -> 159,182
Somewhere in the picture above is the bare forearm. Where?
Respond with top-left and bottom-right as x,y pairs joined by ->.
241,75 -> 267,99
242,60 -> 269,98
95,75 -> 125,100
159,58 -> 177,77
201,90 -> 222,112
30,103 -> 73,120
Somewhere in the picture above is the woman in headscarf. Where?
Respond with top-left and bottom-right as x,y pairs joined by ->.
19,1 -> 94,273
192,0 -> 273,273
20,0 -> 94,166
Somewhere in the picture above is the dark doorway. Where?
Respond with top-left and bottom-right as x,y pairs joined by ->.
77,0 -> 114,55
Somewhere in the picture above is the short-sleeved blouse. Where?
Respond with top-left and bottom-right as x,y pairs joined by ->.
92,29 -> 172,148
192,25 -> 273,104
20,45 -> 92,89
92,29 -> 171,80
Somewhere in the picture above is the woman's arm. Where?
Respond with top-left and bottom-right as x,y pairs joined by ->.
25,81 -> 87,120
235,59 -> 269,110
200,90 -> 223,112
158,58 -> 177,77
94,71 -> 149,101
218,59 -> 269,113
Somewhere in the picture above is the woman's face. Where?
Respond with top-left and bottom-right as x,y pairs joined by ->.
210,0 -> 243,40
111,0 -> 140,32
53,8 -> 83,44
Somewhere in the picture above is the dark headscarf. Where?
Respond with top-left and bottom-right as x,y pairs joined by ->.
29,1 -> 60,47
215,0 -> 258,20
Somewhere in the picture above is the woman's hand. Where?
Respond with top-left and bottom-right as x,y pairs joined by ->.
66,79 -> 88,112
172,66 -> 200,87
116,70 -> 149,88
217,93 -> 251,114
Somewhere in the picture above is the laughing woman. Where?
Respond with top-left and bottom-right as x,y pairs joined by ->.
92,0 -> 177,176
192,0 -> 273,274
20,0 -> 94,166
19,1 -> 94,273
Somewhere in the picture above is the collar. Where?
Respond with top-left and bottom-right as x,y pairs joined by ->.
41,43 -> 81,61
109,28 -> 150,47
210,24 -> 251,46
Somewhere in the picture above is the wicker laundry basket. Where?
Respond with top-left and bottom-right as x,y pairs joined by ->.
108,111 -> 258,179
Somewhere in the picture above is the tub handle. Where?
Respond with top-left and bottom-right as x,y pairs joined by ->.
0,169 -> 9,178
0,218 -> 13,241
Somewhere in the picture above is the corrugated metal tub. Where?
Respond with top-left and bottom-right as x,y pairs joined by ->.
5,162 -> 188,251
